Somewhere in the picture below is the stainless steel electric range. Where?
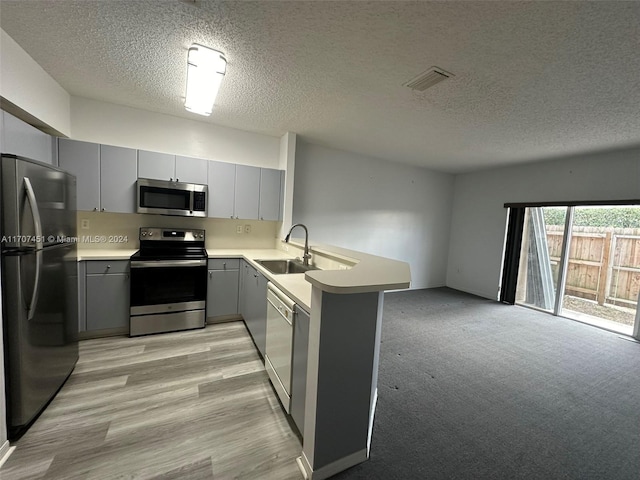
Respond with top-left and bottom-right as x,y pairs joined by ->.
129,227 -> 207,336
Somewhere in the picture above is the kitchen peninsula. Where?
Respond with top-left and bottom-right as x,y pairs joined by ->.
79,237 -> 410,479
210,240 -> 410,478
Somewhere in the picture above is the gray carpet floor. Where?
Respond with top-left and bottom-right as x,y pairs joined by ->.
332,287 -> 640,480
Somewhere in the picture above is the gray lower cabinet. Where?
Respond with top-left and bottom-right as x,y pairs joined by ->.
291,306 -> 310,434
85,260 -> 130,333
241,261 -> 268,356
207,258 -> 240,320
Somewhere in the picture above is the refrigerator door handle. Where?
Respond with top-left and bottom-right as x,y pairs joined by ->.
23,177 -> 44,320
26,250 -> 43,321
23,177 -> 44,249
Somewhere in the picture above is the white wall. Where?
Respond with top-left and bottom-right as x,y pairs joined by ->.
0,29 -> 71,136
70,97 -> 281,168
293,141 -> 455,289
446,146 -> 640,299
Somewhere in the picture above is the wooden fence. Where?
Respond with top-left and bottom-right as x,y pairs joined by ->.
546,226 -> 640,308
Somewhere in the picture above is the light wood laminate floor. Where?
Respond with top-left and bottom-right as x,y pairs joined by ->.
1,322 -> 304,480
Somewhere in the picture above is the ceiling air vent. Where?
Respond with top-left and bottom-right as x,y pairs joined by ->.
404,67 -> 454,91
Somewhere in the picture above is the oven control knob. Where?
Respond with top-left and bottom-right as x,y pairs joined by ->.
141,232 -> 147,236
199,233 -> 204,238
149,232 -> 153,236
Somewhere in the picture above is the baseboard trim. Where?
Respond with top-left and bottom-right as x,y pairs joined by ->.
78,327 -> 128,340
206,314 -> 242,324
0,440 -> 14,468
299,448 -> 368,480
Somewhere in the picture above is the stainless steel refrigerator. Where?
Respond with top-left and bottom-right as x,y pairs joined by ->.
1,154 -> 79,439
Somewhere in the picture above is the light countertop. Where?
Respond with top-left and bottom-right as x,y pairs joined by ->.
208,249 -> 313,311
76,249 -> 138,261
208,244 -> 411,310
77,244 -> 411,313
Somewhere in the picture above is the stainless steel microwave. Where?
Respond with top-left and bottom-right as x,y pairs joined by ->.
137,178 -> 208,217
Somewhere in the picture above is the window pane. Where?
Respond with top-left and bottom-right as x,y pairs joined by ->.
516,207 -> 567,312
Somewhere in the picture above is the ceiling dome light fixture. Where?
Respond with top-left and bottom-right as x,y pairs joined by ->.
184,44 -> 226,116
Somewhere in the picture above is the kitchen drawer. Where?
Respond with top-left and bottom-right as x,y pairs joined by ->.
208,258 -> 240,270
86,260 -> 130,275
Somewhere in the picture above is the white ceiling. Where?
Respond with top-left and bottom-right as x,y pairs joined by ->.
1,1 -> 639,173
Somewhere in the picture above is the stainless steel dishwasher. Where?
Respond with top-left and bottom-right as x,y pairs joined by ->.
265,282 -> 296,412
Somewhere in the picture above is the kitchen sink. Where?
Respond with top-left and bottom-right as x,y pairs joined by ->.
256,259 -> 320,275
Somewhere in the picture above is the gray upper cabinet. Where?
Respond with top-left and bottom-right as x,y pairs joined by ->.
208,160 -> 236,218
137,150 -> 175,181
210,164 -> 283,221
234,165 -> 261,220
259,168 -> 282,221
138,151 -> 208,185
2,111 -> 55,165
175,155 -> 208,184
100,145 -> 137,213
58,139 -> 283,218
59,139 -> 137,213
58,139 -> 101,211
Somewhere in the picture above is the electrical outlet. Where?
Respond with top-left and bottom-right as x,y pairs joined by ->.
339,264 -> 348,270
81,219 -> 90,229
236,225 -> 243,234
244,225 -> 251,234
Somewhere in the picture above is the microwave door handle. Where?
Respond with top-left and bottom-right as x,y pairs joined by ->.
23,177 -> 44,320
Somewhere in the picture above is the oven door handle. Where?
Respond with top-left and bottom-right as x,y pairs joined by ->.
131,259 -> 207,268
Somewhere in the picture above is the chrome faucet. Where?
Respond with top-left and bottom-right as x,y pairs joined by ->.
284,223 -> 311,266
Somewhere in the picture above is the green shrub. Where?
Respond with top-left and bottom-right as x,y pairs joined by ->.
542,207 -> 640,228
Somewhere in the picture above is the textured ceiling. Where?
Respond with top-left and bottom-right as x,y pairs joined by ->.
1,0 -> 639,173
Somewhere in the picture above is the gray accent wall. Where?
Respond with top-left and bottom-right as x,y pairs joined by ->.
293,141 -> 455,289
446,145 -> 640,300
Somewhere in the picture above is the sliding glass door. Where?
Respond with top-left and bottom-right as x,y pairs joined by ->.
515,207 -> 568,312
559,206 -> 640,336
506,204 -> 640,337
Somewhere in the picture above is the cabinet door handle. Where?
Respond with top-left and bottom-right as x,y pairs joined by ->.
209,271 -> 212,279
101,207 -> 105,212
